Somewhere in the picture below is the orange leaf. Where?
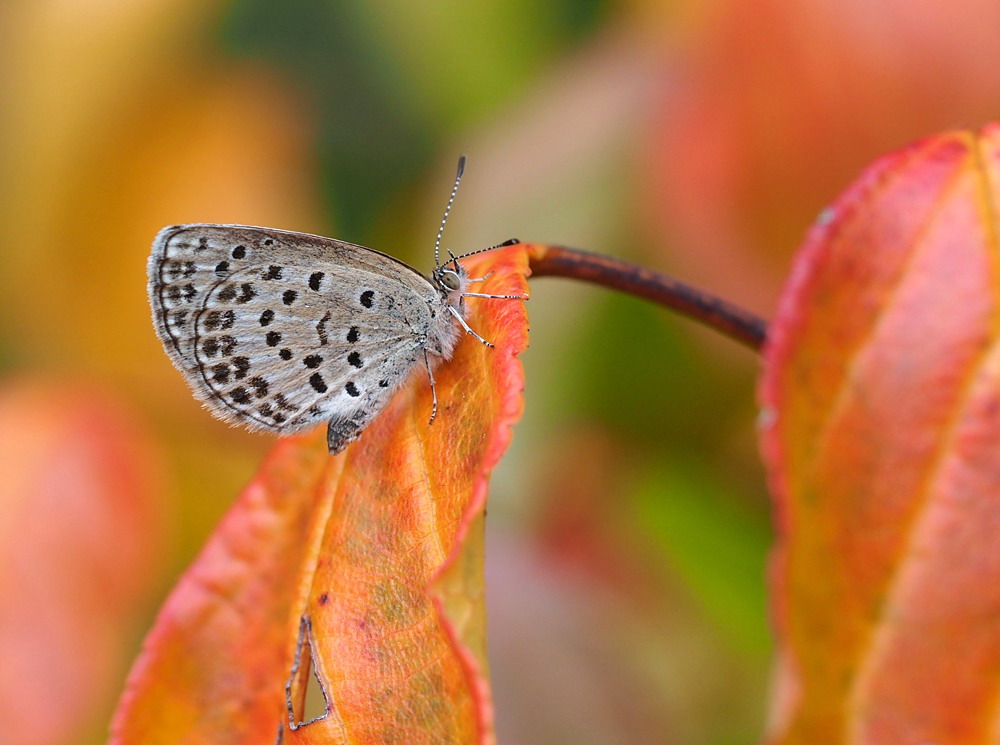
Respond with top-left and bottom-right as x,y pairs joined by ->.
111,244 -> 530,745
759,125 -> 1000,743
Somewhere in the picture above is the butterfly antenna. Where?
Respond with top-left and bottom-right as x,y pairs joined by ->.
435,155 -> 466,268
449,238 -> 521,263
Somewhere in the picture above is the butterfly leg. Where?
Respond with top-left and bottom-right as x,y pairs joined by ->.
447,305 -> 494,348
465,270 -> 494,283
422,347 -> 439,424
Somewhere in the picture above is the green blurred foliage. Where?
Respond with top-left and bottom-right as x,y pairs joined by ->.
631,460 -> 771,659
562,290 -> 753,449
218,0 -> 608,237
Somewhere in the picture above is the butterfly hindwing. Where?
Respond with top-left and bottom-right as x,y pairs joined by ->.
149,224 -> 438,436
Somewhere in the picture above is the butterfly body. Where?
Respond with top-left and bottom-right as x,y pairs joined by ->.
148,223 -> 475,453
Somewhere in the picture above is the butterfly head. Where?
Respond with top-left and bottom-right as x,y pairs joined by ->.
431,262 -> 467,296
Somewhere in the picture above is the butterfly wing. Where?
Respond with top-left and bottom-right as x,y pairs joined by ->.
149,224 -> 438,450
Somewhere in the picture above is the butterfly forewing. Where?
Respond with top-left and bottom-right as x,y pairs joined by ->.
149,224 -> 439,441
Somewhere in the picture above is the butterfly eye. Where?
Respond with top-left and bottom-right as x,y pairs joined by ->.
439,269 -> 462,291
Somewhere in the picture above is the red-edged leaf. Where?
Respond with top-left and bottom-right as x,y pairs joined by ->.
759,125 -> 1000,743
111,244 -> 530,745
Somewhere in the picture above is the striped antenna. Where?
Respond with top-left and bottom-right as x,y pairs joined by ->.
435,155 -> 466,268
448,238 -> 520,263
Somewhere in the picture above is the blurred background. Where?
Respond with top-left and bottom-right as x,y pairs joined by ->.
3,1 -> 999,743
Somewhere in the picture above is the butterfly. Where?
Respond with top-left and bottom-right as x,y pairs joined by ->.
147,156 -> 525,453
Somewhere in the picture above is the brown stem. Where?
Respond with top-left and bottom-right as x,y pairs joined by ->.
528,245 -> 767,351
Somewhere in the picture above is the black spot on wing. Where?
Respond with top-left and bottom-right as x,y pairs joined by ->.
204,310 -> 235,331
232,356 -> 250,379
273,393 -> 298,411
236,283 -> 256,303
309,373 -> 328,394
248,376 -> 269,399
316,312 -> 330,346
217,336 -> 237,355
231,387 -> 251,405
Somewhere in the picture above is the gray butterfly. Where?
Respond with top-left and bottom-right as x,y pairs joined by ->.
147,157 -> 524,454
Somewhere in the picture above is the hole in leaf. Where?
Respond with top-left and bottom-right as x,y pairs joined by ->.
285,616 -> 330,730
302,661 -> 327,722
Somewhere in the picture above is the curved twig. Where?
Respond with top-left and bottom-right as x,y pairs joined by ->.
528,245 -> 767,351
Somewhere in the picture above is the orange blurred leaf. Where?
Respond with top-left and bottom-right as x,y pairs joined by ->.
0,379 -> 165,745
759,125 -> 1000,743
644,0 -> 1000,315
111,245 -> 530,745
1,0 -> 328,563
2,0 -> 323,425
